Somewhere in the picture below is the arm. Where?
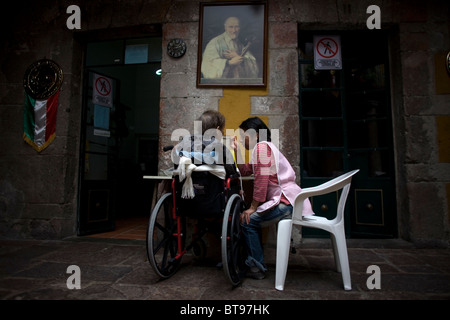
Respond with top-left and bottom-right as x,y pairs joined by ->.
231,136 -> 252,176
201,38 -> 227,79
240,143 -> 272,224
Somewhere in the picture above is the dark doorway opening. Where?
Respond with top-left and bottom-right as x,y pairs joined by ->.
298,30 -> 397,238
77,37 -> 162,238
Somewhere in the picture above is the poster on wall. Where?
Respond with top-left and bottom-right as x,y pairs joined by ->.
92,73 -> 113,108
93,104 -> 110,137
197,1 -> 268,87
313,35 -> 342,70
94,104 -> 110,130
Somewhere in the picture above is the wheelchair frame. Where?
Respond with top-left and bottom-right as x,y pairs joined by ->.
146,172 -> 246,287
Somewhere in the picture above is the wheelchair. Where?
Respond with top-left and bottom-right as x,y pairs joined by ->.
146,142 -> 247,287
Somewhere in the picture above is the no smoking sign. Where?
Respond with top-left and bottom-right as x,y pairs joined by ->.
313,35 -> 342,70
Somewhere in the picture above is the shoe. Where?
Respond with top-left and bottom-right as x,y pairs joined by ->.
245,267 -> 265,280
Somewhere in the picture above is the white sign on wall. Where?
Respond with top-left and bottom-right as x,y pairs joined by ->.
92,73 -> 113,108
313,35 -> 342,70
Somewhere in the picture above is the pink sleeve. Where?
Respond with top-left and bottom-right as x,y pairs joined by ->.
252,144 -> 272,203
238,163 -> 253,176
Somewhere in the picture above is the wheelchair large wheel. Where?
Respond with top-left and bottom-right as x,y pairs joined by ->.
147,192 -> 185,279
221,193 -> 246,286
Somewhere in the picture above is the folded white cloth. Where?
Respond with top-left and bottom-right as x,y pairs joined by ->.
174,156 -> 226,199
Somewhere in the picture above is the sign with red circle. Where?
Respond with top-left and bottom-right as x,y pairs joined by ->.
313,35 -> 342,70
92,73 -> 113,107
95,76 -> 111,96
316,38 -> 338,58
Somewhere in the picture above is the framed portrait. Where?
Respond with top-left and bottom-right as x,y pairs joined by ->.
197,1 -> 268,87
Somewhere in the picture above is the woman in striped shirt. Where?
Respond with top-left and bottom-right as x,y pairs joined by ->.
232,117 -> 314,279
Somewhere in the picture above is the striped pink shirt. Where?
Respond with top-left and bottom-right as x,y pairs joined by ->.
239,143 -> 290,205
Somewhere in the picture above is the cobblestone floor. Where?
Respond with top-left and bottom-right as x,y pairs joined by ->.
1,237 -> 449,302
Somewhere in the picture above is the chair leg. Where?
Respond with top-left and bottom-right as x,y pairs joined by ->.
331,228 -> 352,290
330,233 -> 341,273
275,219 -> 292,291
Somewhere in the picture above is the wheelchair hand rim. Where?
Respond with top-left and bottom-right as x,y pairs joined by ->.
221,193 -> 245,286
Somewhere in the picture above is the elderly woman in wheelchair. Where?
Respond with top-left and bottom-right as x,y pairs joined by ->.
146,110 -> 246,286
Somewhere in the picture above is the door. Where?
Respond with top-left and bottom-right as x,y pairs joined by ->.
77,37 -> 162,236
298,30 -> 397,238
78,71 -> 119,235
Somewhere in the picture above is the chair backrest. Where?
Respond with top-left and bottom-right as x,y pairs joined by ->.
293,169 -> 360,223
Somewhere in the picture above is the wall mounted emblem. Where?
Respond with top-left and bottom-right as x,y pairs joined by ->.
23,59 -> 63,100
23,59 -> 63,152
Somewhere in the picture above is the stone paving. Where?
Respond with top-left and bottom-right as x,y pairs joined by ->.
1,237 -> 449,301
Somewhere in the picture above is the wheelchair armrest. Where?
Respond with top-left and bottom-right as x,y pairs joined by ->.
226,174 -> 242,191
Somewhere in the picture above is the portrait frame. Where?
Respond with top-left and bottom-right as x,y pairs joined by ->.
196,1 -> 268,88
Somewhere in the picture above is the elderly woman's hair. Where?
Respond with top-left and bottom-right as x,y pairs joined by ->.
199,110 -> 226,134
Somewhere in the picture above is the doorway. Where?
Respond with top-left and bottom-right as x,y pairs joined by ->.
298,30 -> 397,238
77,37 -> 162,237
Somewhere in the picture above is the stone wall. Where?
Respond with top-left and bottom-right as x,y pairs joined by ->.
0,0 -> 449,245
393,0 -> 450,245
0,0 -> 84,239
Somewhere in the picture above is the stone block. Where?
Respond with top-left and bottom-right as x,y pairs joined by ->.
403,95 -> 430,116
161,72 -> 218,98
164,22 -> 198,41
29,217 -> 75,240
394,0 -> 428,22
3,156 -> 66,204
165,1 -> 199,22
268,49 -> 298,97
407,182 -> 445,240
405,163 -> 450,183
159,97 -> 218,134
251,96 -> 298,115
0,180 -> 25,221
336,0 -> 377,25
401,51 -> 430,96
268,115 -> 300,166
404,116 -> 436,163
268,0 -> 296,22
400,32 -> 429,52
270,22 -> 297,49
137,1 -> 171,24
294,0 -> 339,24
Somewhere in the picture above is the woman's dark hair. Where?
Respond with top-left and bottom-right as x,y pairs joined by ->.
239,117 -> 271,142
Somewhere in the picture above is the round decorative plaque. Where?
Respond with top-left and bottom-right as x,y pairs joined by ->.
23,59 -> 63,99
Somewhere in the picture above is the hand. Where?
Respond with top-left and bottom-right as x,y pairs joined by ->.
224,49 -> 238,59
228,55 -> 243,66
230,136 -> 238,150
240,207 -> 256,225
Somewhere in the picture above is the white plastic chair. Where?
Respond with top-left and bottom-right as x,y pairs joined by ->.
275,169 -> 359,291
